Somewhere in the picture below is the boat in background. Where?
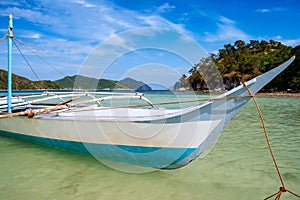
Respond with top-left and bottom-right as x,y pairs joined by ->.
0,15 -> 296,170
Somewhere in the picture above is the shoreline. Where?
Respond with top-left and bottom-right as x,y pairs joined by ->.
1,89 -> 299,98
177,89 -> 300,98
256,91 -> 300,98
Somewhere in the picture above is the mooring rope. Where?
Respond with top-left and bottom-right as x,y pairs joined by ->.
1,32 -> 298,198
13,37 -> 82,69
242,82 -> 300,200
0,35 -> 7,43
0,92 -> 249,117
12,38 -> 41,82
12,37 -> 82,89
52,94 -> 251,114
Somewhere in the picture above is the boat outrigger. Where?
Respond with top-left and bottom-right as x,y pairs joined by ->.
0,15 -> 296,169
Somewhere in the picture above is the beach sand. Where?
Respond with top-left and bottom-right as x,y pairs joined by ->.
256,91 -> 300,98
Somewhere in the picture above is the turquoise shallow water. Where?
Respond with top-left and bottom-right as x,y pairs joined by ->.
0,95 -> 299,200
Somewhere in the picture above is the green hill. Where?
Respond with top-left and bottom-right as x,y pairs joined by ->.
0,70 -> 61,90
0,71 -> 152,91
54,75 -> 116,89
1,39 -> 298,92
180,40 -> 300,91
54,75 -> 152,90
119,78 -> 152,91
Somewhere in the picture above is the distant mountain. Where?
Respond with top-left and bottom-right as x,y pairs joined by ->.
54,75 -> 119,89
0,70 -> 61,90
54,75 -> 151,90
0,71 -> 152,91
119,77 -> 152,91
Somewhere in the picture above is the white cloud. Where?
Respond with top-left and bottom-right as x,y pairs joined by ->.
19,32 -> 41,39
29,34 -> 41,39
92,34 -> 134,57
279,38 -> 300,47
255,7 -> 287,13
104,35 -> 127,46
0,1 -> 22,6
138,15 -> 187,35
204,15 -> 249,43
2,0 -> 190,43
0,7 -> 60,25
73,0 -> 96,8
255,9 -> 271,13
218,16 -> 235,24
260,35 -> 300,47
0,0 -> 194,80
0,28 -> 7,35
156,3 -> 176,13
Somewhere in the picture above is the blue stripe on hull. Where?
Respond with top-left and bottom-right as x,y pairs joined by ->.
0,130 -> 196,169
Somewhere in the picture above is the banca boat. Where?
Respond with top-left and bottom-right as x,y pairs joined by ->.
0,15 -> 296,170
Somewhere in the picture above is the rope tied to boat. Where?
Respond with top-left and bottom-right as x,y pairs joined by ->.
242,82 -> 300,200
48,94 -> 251,114
0,35 -> 8,43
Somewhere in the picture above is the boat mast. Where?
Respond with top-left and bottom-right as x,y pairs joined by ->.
7,14 -> 13,113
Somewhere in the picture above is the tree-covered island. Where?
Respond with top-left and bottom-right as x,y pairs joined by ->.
175,40 -> 300,92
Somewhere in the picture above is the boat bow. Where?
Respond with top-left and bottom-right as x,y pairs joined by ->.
0,50 -> 295,169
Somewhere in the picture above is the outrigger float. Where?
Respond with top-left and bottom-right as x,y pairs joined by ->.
0,15 -> 296,169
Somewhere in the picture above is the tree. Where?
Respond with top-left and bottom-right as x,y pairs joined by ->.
249,40 -> 259,50
181,39 -> 297,91
224,44 -> 236,54
234,40 -> 246,50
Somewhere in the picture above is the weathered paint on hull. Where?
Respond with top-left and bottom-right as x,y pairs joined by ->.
0,56 -> 295,169
0,129 -> 197,169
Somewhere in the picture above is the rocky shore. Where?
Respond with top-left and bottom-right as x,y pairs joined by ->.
256,91 -> 300,98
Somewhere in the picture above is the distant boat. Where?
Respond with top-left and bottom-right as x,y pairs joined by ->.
0,15 -> 296,169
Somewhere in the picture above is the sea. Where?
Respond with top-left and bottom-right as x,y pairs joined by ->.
0,91 -> 299,200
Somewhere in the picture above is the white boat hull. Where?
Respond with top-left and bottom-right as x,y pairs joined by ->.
0,56 -> 295,169
0,113 -> 223,168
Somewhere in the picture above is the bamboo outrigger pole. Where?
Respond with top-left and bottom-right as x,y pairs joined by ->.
7,14 -> 13,113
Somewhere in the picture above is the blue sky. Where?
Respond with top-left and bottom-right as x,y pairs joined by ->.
0,0 -> 299,88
